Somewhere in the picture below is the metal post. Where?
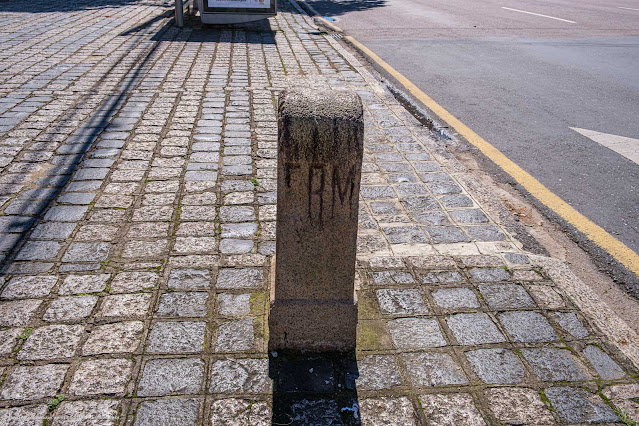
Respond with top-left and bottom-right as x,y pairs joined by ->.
175,0 -> 184,27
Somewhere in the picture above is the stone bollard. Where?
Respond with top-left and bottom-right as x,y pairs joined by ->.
268,89 -> 364,352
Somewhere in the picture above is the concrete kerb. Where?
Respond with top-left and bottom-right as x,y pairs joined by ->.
292,0 -> 639,374
531,254 -> 639,368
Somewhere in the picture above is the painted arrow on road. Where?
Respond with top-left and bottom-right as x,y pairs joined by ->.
571,127 -> 639,165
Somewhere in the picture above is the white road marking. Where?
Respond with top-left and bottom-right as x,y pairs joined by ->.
571,127 -> 639,165
618,6 -> 639,11
501,7 -> 576,23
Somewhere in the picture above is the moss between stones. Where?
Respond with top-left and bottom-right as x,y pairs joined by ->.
357,320 -> 392,351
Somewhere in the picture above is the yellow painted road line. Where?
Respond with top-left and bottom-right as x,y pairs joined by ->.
345,35 -> 639,276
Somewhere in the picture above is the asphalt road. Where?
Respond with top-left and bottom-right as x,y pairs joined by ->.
307,0 -> 639,277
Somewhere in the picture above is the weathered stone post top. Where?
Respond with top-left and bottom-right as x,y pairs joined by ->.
269,89 -> 364,352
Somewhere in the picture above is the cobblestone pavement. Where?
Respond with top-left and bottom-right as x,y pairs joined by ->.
1,0 -> 638,424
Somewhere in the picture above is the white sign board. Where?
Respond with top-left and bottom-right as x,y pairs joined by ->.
207,0 -> 271,8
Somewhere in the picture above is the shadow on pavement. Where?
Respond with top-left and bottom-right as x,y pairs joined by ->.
269,351 -> 361,425
0,0 -> 168,13
147,12 -> 277,43
300,0 -> 386,17
0,11 -> 172,270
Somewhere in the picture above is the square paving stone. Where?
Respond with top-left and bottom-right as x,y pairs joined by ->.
219,206 -> 255,222
0,216 -> 35,235
1,275 -> 57,299
76,224 -> 119,241
498,311 -> 558,343
0,328 -> 21,356
0,233 -> 20,252
18,324 -> 84,360
440,194 -> 474,208
420,393 -> 486,426
0,299 -> 42,326
0,364 -> 68,400
146,321 -> 206,354
465,348 -> 525,384
469,267 -> 510,282
209,358 -> 270,393
355,355 -> 402,390
446,313 -> 506,345
478,283 -> 535,310
157,292 -> 208,317
375,288 -> 428,315
82,321 -> 144,355
168,268 -> 211,290
172,237 -> 216,254
583,345 -> 626,380
425,227 -> 470,243
135,398 -> 199,426
402,352 -> 468,386
111,271 -> 158,293
387,317 -> 447,349
521,348 -> 590,381
221,223 -> 258,238
400,196 -> 439,212
127,223 -> 169,239
504,252 -> 530,264
544,387 -> 619,423
219,239 -> 253,254
359,397 -> 418,426
421,271 -> 465,284
484,388 -> 554,425
0,405 -> 48,425
58,192 -> 96,205
210,399 -> 271,425
138,358 -> 204,396
382,225 -> 429,244
43,295 -> 98,322
122,240 -> 168,258
551,312 -> 589,338
44,205 -> 88,222
215,318 -> 254,352
465,225 -> 507,241
58,274 -> 110,295
371,270 -> 415,284
15,240 -> 61,260
361,185 -> 396,200
98,293 -> 152,318
61,242 -> 110,262
450,209 -> 489,224
53,400 -> 120,426
431,287 -> 479,309
216,268 -> 263,289
69,358 -> 132,396
217,293 -> 251,316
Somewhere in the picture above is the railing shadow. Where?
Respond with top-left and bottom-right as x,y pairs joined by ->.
0,11 -> 174,270
269,350 -> 361,425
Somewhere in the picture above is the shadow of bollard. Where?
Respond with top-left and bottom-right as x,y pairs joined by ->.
269,350 -> 361,425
